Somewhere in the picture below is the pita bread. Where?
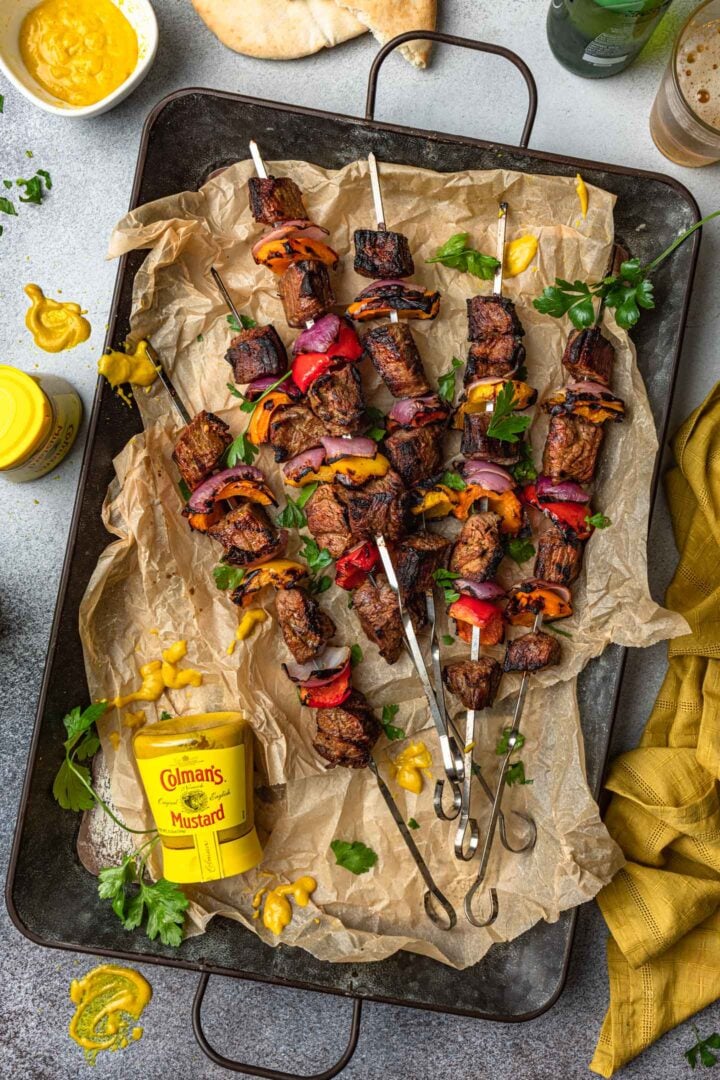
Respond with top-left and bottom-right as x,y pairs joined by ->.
190,0 -> 367,60
332,0 -> 437,67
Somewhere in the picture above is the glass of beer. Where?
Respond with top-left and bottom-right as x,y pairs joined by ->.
649,0 -> 720,166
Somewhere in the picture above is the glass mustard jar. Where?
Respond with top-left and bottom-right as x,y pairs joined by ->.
0,364 -> 82,482
133,712 -> 263,884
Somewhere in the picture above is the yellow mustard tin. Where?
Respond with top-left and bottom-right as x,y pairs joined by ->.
0,365 -> 82,481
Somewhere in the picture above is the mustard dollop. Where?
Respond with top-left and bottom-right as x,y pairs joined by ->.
68,964 -> 151,1065
24,284 -> 91,353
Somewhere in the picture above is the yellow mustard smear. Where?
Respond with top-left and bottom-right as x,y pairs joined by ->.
98,341 -> 159,391
109,640 -> 202,707
576,173 -> 589,218
68,964 -> 151,1065
20,0 -> 138,108
504,235 -> 538,278
226,609 -> 267,655
24,284 -> 91,352
252,876 -> 317,935
391,741 -> 433,795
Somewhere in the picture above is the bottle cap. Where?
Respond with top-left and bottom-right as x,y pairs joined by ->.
0,365 -> 52,470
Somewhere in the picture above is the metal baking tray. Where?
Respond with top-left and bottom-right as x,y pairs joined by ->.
6,32 -> 700,1078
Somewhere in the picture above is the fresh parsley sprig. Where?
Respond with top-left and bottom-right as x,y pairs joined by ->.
438,356 -> 463,403
227,312 -> 256,332
365,405 -> 387,443
486,381 -> 531,444
330,839 -> 378,875
380,703 -> 405,742
685,1025 -> 720,1069
511,443 -> 538,484
426,232 -> 500,280
495,726 -> 533,786
506,537 -> 536,566
98,841 -> 188,947
300,537 -> 333,575
432,567 -> 461,604
586,511 -> 611,529
224,432 -> 258,467
277,482 -> 318,529
440,469 -> 466,492
213,564 -> 246,591
534,210 -> 720,331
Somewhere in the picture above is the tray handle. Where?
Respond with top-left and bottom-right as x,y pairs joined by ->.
365,30 -> 537,149
192,972 -> 362,1078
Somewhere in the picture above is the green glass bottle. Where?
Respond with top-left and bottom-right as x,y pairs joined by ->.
547,0 -> 674,78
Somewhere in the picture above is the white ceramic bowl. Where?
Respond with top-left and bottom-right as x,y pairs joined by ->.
0,0 -> 158,118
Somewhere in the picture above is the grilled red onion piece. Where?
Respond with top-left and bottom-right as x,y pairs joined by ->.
389,393 -> 448,427
321,436 -> 377,461
283,646 -> 351,686
524,579 -> 573,604
251,221 -> 328,260
244,374 -> 301,401
292,314 -> 341,356
282,446 -> 326,482
359,279 -> 410,295
536,475 -> 590,503
187,465 -> 265,512
455,579 -> 507,601
461,460 -> 515,493
566,379 -> 613,397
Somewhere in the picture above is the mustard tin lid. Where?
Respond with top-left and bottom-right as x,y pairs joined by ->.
0,365 -> 52,470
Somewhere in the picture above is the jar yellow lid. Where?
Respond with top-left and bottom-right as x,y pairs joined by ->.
161,827 -> 263,884
0,365 -> 52,470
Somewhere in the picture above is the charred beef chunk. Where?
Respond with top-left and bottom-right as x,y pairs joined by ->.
172,410 -> 232,491
307,362 -> 365,435
339,470 -> 410,543
467,296 -> 524,341
534,525 -> 584,586
443,658 -> 503,711
383,423 -> 444,487
504,630 -> 561,673
225,325 -> 287,384
353,229 -> 415,280
461,411 -> 523,465
353,574 -> 404,664
268,402 -> 326,462
304,483 -> 353,558
314,690 -> 381,762
392,532 -> 451,595
450,512 -> 504,583
248,176 -> 306,225
208,504 -> 286,567
279,260 -> 334,329
362,323 -> 431,398
313,731 -> 372,769
543,413 -> 604,484
275,586 -> 335,664
562,327 -> 615,387
466,337 -> 526,383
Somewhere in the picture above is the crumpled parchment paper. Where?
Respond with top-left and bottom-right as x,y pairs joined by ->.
78,158 -> 688,969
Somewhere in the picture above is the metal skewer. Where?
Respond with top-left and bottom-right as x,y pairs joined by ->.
494,202 -> 508,296
367,153 -> 399,326
249,139 -> 268,180
210,266 -> 247,330
464,612 -> 542,927
425,588 -> 463,822
144,341 -> 191,424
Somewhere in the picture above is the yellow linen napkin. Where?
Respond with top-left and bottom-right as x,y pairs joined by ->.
591,382 -> 720,1077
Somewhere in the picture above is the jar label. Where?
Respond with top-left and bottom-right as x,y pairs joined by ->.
137,745 -> 246,881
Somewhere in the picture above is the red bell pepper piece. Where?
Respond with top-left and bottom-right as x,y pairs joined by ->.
298,662 -> 352,708
332,321 -> 363,361
334,540 -> 380,590
448,597 -> 505,646
291,352 -> 337,394
521,484 -> 593,541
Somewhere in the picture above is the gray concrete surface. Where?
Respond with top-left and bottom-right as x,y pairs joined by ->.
1,0 -> 719,1076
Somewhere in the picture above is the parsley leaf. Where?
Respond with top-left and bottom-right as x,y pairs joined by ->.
350,644 -> 363,666
52,758 -> 95,812
309,575 -> 332,595
178,478 -> 191,502
505,761 -> 533,787
586,511 -> 611,529
36,169 -> 52,190
16,173 -> 48,205
506,537 -> 535,565
330,839 -> 378,875
63,701 -> 109,746
277,482 -> 318,529
486,381 -> 531,444
442,634 -> 455,646
3,180 -> 12,189
380,703 -> 405,741
440,469 -> 466,491
0,94 -> 4,113
365,406 -> 386,442
226,381 -> 245,400
426,232 -> 500,280
533,278 -> 597,329
0,196 -> 17,216
432,567 -> 461,604
408,817 -> 420,830
685,1025 -> 720,1069
224,432 -> 258,467
227,312 -> 256,332
367,426 -> 386,442
300,537 -> 333,575
213,564 -> 246,591
496,728 -> 526,755
98,855 -> 188,946
437,356 -> 463,403
511,442 -> 538,484
160,711 -> 172,721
